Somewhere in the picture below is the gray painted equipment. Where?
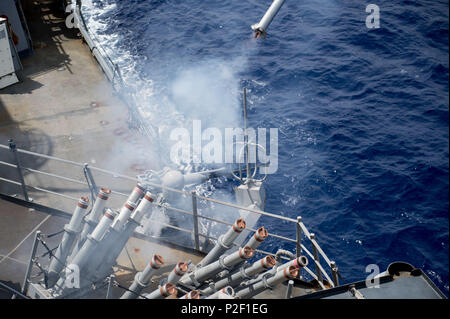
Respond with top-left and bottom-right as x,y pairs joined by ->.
56,209 -> 117,289
198,218 -> 246,267
167,262 -> 188,285
111,200 -> 136,231
0,17 -> 21,89
236,265 -> 298,299
121,254 -> 164,299
52,209 -> 117,294
144,283 -> 177,299
245,226 -> 269,249
0,0 -> 32,54
46,197 -> 89,288
201,255 -> 276,296
91,192 -> 156,280
181,246 -> 254,287
247,255 -> 308,287
72,188 -> 111,257
230,226 -> 269,271
127,184 -> 146,204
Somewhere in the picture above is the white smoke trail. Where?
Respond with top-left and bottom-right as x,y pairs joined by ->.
80,0 -> 261,246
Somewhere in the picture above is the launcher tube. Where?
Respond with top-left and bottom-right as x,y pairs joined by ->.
236,265 -> 298,299
111,200 -> 136,231
199,218 -> 246,267
251,0 -> 286,37
127,184 -> 146,204
46,197 -> 89,288
201,255 -> 276,295
121,254 -> 164,299
181,246 -> 254,287
167,262 -> 188,284
73,188 -> 111,257
144,283 -> 177,299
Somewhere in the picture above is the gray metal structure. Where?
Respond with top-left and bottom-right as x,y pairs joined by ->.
0,142 -> 349,298
46,197 -> 89,288
121,254 -> 164,299
236,265 -> 298,298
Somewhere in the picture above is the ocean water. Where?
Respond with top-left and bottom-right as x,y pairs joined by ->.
80,0 -> 449,295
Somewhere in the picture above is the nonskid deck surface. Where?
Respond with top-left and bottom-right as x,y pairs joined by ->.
0,0 -> 168,298
0,0 -> 159,212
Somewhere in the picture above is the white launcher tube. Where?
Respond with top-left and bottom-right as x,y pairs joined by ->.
182,246 -> 254,286
236,265 -> 298,299
55,209 -> 117,291
251,0 -> 286,37
130,191 -> 156,223
127,184 -> 146,204
67,197 -> 90,231
89,188 -> 111,222
91,194 -> 156,281
73,188 -> 111,256
199,218 -> 246,267
121,254 -> 164,299
246,227 -> 269,249
275,255 -> 308,273
167,262 -> 188,285
90,209 -> 117,242
201,255 -> 276,295
249,255 -> 308,286
142,254 -> 164,283
144,283 -> 177,299
46,197 -> 89,288
111,200 -> 136,231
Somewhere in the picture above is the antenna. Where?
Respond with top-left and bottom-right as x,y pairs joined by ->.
243,88 -> 251,181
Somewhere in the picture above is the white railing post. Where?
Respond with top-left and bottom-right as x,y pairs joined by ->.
191,191 -> 200,251
8,139 -> 29,202
331,261 -> 339,287
310,233 -> 323,287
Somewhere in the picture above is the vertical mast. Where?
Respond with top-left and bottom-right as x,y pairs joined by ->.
243,88 -> 250,182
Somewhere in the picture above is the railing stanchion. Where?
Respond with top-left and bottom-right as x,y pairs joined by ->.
191,191 -> 200,252
21,231 -> 41,296
310,233 -> 323,287
83,163 -> 98,196
330,261 -> 339,287
106,275 -> 115,299
285,280 -> 294,299
296,216 -> 302,258
8,139 -> 30,202
296,216 -> 303,279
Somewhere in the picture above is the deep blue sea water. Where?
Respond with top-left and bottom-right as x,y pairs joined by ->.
82,0 -> 449,295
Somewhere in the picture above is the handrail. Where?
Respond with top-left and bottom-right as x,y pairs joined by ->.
0,144 -> 339,288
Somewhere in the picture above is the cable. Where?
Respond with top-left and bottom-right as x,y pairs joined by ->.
113,280 -> 149,299
0,282 -> 30,299
46,229 -> 65,238
83,166 -> 96,204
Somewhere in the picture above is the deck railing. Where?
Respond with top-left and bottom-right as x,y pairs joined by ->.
0,141 -> 341,289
